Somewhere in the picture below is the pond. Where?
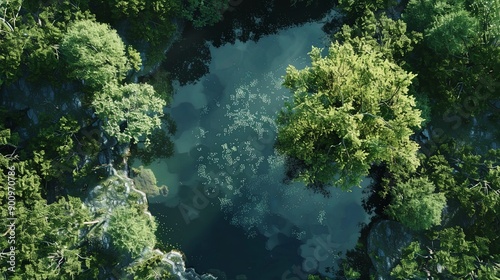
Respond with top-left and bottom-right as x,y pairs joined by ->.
139,13 -> 371,280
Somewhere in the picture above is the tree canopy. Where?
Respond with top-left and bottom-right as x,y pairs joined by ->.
92,83 -> 165,144
107,206 -> 157,258
276,41 -> 423,191
61,19 -> 138,90
386,177 -> 447,231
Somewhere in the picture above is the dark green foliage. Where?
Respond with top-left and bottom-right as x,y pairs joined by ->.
403,0 -> 500,113
339,0 -> 395,21
133,126 -> 175,165
93,0 -> 180,55
392,228 -> 500,279
132,166 -> 169,197
29,116 -> 80,180
180,0 -> 229,28
425,9 -> 479,56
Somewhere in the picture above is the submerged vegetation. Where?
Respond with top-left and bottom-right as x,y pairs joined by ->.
0,0 -> 499,279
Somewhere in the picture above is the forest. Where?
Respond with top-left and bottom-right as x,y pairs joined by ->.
0,0 -> 499,279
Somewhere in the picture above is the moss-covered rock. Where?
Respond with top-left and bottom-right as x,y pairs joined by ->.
132,166 -> 169,197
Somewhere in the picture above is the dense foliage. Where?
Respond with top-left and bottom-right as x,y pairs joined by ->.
276,0 -> 499,278
1,0 -> 499,279
277,41 -> 422,191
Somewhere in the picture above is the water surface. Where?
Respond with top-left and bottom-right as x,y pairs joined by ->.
143,18 -> 371,279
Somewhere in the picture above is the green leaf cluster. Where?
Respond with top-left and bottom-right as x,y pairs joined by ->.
60,19 -> 131,90
92,83 -> 165,144
386,177 -> 447,231
277,40 -> 423,190
335,11 -> 423,63
107,206 -> 157,258
180,0 -> 229,28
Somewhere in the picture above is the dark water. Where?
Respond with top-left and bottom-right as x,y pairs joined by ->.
151,202 -> 303,280
140,5 -> 371,279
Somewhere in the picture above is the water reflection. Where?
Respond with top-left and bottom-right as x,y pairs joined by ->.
162,0 -> 337,85
145,19 -> 370,279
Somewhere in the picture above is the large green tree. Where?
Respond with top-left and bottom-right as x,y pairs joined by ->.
276,41 -> 423,191
60,19 -> 139,90
392,228 -> 499,279
386,177 -> 447,231
107,206 -> 157,258
92,83 -> 165,144
402,0 -> 500,113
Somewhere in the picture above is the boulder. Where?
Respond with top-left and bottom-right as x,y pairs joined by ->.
367,220 -> 414,279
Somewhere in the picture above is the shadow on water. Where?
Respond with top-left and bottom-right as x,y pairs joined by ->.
163,0 -> 337,85
150,202 -> 303,280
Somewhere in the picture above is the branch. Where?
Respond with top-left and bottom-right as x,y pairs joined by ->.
83,220 -> 101,225
0,17 -> 14,32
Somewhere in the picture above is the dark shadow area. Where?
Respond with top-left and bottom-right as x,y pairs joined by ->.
163,0 -> 337,85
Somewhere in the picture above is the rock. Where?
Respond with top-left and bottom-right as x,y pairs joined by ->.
367,220 -> 414,279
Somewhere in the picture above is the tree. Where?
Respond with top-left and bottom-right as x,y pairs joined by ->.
60,19 -> 137,89
338,0 -> 394,22
107,206 -> 157,258
276,41 -> 423,191
0,0 -> 26,85
386,177 -> 447,231
92,83 -> 165,144
402,0 -> 500,113
180,0 -> 228,28
425,9 -> 480,56
390,241 -> 425,279
334,11 -> 423,63
392,228 -> 500,279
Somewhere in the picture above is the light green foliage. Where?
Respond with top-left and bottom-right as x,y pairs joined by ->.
343,264 -> 362,279
335,11 -> 422,62
127,45 -> 142,72
386,177 -> 447,230
16,197 -> 96,279
60,19 -> 133,89
277,41 -> 422,190
107,206 -> 157,258
0,193 -> 98,278
181,0 -> 228,28
0,0 -> 93,85
92,83 -> 165,144
125,252 -> 175,279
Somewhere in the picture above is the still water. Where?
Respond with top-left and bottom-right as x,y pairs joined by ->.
140,19 -> 371,279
